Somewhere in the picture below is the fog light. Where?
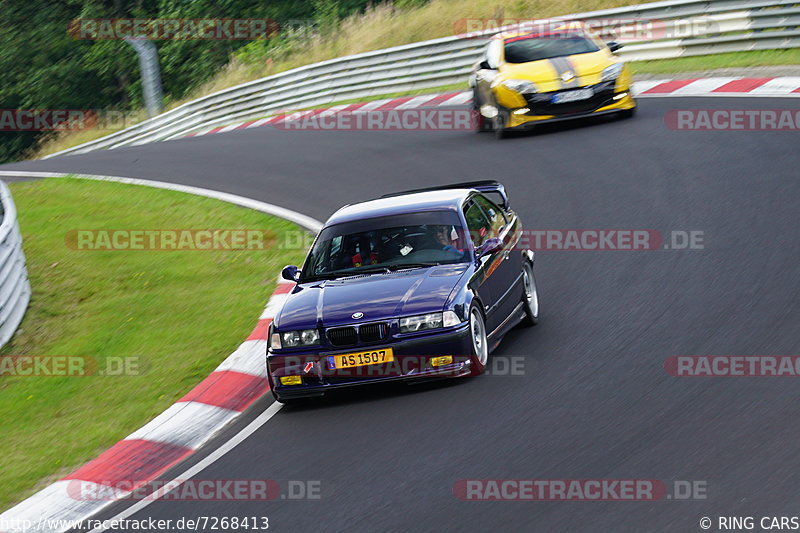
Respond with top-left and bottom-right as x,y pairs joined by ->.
480,105 -> 498,118
613,92 -> 628,100
280,375 -> 302,386
512,108 -> 530,115
431,356 -> 453,367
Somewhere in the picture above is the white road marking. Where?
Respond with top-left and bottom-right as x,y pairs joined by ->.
124,402 -> 240,450
748,77 -> 800,95
437,92 -> 472,106
0,171 -> 323,233
394,94 -> 440,109
671,77 -> 739,95
215,340 -> 269,377
630,79 -> 672,95
87,402 -> 284,533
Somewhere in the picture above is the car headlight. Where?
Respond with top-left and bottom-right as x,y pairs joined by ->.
601,63 -> 624,82
400,311 -> 462,333
500,79 -> 538,95
400,312 -> 442,333
271,328 -> 319,349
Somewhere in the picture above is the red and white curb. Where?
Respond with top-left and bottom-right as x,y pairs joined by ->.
0,172 -> 320,533
184,76 -> 800,138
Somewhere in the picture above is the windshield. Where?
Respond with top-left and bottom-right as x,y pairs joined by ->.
503,33 -> 600,63
300,210 -> 468,282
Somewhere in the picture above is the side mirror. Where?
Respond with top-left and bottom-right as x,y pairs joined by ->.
479,60 -> 495,70
475,237 -> 503,259
281,265 -> 300,282
607,41 -> 623,53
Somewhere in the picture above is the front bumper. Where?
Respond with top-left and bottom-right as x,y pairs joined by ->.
498,80 -> 636,130
267,324 -> 473,400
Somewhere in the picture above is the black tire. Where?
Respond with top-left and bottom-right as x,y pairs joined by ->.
618,104 -> 637,119
493,111 -> 508,139
520,261 -> 539,327
468,304 -> 489,376
472,90 -> 491,133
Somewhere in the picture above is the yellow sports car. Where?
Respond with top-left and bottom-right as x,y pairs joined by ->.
469,23 -> 637,138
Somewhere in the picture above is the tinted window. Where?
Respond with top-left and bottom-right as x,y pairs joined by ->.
504,34 -> 599,63
301,211 -> 467,282
473,195 -> 507,233
464,200 -> 491,246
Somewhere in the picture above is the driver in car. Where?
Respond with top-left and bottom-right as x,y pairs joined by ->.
433,225 -> 461,254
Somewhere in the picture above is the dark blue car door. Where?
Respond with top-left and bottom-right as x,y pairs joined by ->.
463,195 -> 519,334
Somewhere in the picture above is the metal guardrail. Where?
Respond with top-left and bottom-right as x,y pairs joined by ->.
0,182 -> 31,348
44,0 -> 799,158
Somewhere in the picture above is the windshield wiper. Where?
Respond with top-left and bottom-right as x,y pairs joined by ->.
303,263 -> 438,282
386,262 -> 440,271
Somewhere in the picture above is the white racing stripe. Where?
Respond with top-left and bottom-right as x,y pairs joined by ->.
124,402 -> 240,450
748,77 -> 800,95
353,99 -> 393,112
0,480 -> 109,533
317,104 -> 351,116
246,116 -> 278,128
216,123 -> 245,133
437,92 -> 472,106
671,77 -> 739,95
214,340 -> 268,377
190,126 -> 217,137
87,402 -> 284,533
260,293 -> 288,319
630,79 -> 671,95
394,94 -> 440,109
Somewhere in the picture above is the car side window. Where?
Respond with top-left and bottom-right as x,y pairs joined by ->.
464,200 -> 492,247
473,195 -> 507,238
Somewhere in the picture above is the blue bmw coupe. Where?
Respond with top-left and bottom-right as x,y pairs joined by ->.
267,181 -> 538,402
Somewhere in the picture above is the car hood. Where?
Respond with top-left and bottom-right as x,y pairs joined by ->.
276,264 -> 469,330
500,49 -> 614,92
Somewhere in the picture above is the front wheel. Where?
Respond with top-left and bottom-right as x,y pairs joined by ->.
493,111 -> 509,139
468,305 -> 489,376
520,262 -> 539,326
618,104 -> 637,119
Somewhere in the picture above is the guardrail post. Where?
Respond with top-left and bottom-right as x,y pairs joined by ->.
125,38 -> 164,118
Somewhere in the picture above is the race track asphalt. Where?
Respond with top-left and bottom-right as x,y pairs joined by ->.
3,97 -> 800,532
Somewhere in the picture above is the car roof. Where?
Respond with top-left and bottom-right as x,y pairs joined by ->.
325,189 -> 474,226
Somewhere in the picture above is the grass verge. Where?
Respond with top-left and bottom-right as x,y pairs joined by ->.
0,177 -> 307,511
629,49 -> 800,74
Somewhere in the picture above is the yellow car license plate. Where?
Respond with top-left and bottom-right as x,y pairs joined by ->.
327,348 -> 394,369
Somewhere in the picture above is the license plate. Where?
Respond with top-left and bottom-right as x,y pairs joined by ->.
551,88 -> 593,104
327,348 -> 394,370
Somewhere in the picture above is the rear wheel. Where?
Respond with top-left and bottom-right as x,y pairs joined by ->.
520,262 -> 539,326
468,305 -> 489,376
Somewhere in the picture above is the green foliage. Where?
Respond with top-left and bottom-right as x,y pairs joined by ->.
0,0 -> 380,163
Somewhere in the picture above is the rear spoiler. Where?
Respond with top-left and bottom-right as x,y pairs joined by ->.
380,180 -> 509,210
